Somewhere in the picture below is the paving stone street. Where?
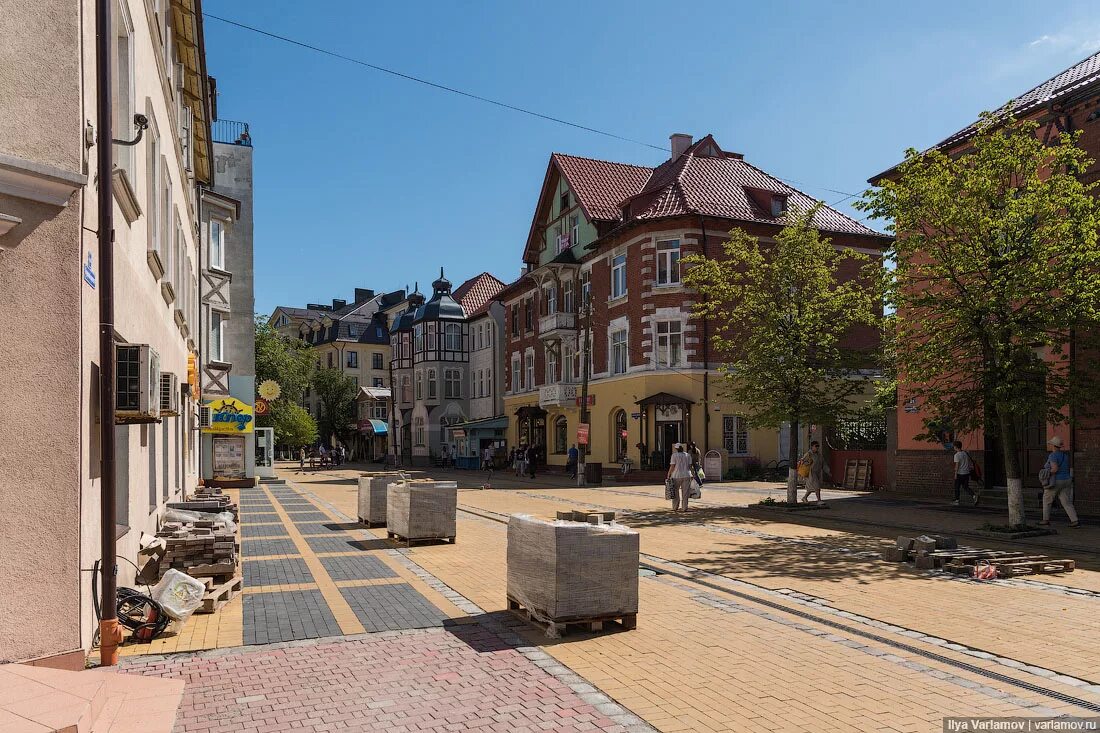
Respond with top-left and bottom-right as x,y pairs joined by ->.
118,464 -> 1100,732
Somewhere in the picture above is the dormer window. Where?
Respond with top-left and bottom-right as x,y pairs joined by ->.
771,195 -> 787,217
560,190 -> 570,213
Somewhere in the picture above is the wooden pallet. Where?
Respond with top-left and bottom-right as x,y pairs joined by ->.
842,459 -> 872,490
359,518 -> 385,528
195,575 -> 242,614
507,596 -> 637,636
386,531 -> 456,548
944,558 -> 1075,577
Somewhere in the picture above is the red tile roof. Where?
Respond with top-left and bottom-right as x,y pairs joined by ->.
454,272 -> 506,318
547,135 -> 880,239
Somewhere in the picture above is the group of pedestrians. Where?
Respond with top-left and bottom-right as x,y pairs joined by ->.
296,443 -> 346,471
509,444 -> 541,479
666,442 -> 704,511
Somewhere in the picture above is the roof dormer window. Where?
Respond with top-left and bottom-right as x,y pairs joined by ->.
560,190 -> 570,213
771,195 -> 788,217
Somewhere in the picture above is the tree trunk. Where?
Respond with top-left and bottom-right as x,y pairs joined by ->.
995,405 -> 1026,527
787,418 -> 800,504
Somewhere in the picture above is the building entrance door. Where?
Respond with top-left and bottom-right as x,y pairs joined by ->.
657,422 -> 682,466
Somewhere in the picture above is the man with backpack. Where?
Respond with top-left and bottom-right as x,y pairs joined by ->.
951,440 -> 980,506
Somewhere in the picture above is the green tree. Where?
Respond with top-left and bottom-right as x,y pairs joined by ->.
858,115 -> 1100,526
255,318 -> 314,405
683,207 -> 879,503
312,367 -> 358,449
269,401 -> 318,450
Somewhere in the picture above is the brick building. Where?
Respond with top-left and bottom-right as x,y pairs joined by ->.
877,50 -> 1100,514
501,133 -> 889,477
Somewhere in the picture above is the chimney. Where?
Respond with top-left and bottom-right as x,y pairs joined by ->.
670,133 -> 693,159
354,288 -> 375,303
332,298 -> 347,310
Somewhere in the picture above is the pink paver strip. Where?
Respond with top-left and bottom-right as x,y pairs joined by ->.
124,625 -> 630,732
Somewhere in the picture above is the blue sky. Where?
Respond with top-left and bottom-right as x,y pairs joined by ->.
203,0 -> 1100,315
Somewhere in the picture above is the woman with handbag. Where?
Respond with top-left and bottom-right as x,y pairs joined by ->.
667,443 -> 694,512
799,441 -> 824,503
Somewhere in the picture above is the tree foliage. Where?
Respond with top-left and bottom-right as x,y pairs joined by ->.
858,115 -> 1100,525
312,367 -> 358,448
683,207 -> 880,502
255,318 -> 315,405
268,401 -> 318,449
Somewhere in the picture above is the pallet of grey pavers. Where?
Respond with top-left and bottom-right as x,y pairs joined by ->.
506,514 -> 639,637
386,479 -> 458,545
358,472 -> 405,526
556,510 -> 617,524
886,535 -> 958,565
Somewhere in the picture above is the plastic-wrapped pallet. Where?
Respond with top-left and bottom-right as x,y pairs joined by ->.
357,472 -> 405,525
386,479 -> 458,541
507,514 -> 639,630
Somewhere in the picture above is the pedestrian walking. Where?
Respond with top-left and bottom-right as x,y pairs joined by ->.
298,447 -> 305,472
667,444 -> 693,512
950,440 -> 980,506
799,441 -> 825,503
567,444 -> 579,479
1040,436 -> 1079,527
526,444 -> 537,479
687,441 -> 703,485
481,445 -> 493,471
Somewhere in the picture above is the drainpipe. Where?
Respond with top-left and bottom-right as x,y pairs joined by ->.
95,0 -> 123,666
697,214 -> 711,453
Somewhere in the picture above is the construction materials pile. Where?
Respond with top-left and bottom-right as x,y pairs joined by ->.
166,486 -> 238,521
888,535 -> 1075,577
386,479 -> 458,545
506,513 -> 639,637
155,518 -> 238,579
358,471 -> 405,526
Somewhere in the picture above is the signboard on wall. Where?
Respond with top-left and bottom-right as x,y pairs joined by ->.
213,436 -> 246,479
202,397 -> 254,434
577,423 -> 590,445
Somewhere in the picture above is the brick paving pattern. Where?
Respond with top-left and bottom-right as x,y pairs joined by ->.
242,590 -> 342,645
242,557 -> 313,587
282,510 -> 330,521
124,626 -> 630,733
339,583 -> 449,631
240,537 -> 299,556
301,533 -> 363,554
320,554 -> 398,581
293,521 -> 347,535
240,522 -> 289,538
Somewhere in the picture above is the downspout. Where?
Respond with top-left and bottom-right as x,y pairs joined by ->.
697,213 -> 711,453
95,0 -> 122,666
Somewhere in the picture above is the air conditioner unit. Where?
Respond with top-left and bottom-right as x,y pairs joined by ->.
115,344 -> 161,422
198,404 -> 212,429
159,372 -> 180,416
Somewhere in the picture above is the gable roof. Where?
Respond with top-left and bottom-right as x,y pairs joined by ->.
454,272 -> 507,318
935,49 -> 1100,152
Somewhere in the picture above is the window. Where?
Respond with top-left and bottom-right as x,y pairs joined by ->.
472,370 -> 478,396
611,254 -> 627,299
372,377 -> 384,388
160,160 -> 172,272
209,220 -> 224,269
402,375 -> 411,402
209,311 -> 224,362
560,190 -> 570,213
656,239 -> 681,286
545,347 -> 558,384
656,321 -> 683,367
478,369 -> 485,397
427,368 -> 437,398
372,352 -> 383,370
427,322 -> 437,350
113,3 -> 135,179
146,121 -> 160,258
444,369 -> 460,398
563,279 -> 575,314
348,325 -> 357,338
563,343 -> 575,382
486,368 -> 492,395
327,351 -> 334,368
723,415 -> 750,455
485,323 -> 492,347
372,403 -> 388,420
511,356 -> 520,392
525,352 -> 534,389
614,410 -> 628,461
414,417 -> 425,446
351,376 -> 359,389
511,304 -> 519,336
554,416 -> 568,454
771,196 -> 787,217
415,371 -> 423,400
414,324 -> 424,352
444,323 -> 462,351
347,350 -> 358,368
524,299 -> 533,331
545,285 -> 557,315
610,329 -> 628,374
569,215 -> 579,248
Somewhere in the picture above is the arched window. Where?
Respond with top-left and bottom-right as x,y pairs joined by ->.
554,416 -> 568,454
613,409 -> 628,461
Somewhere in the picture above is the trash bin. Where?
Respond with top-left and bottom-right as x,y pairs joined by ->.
584,462 -> 603,485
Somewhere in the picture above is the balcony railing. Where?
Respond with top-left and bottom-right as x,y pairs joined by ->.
538,382 -> 577,408
538,311 -> 575,338
212,120 -> 252,147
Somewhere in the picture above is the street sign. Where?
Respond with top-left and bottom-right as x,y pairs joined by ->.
255,398 -> 269,416
630,412 -> 640,419
577,423 -> 590,445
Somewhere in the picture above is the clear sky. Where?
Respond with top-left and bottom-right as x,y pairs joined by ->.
202,0 -> 1100,316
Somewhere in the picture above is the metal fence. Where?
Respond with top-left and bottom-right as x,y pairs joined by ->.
212,119 -> 252,146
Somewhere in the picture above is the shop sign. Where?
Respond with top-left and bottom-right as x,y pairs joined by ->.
358,419 -> 373,433
577,423 -> 590,445
202,397 -> 254,434
255,398 -> 269,415
452,429 -> 466,439
212,436 -> 246,479
574,394 -> 595,407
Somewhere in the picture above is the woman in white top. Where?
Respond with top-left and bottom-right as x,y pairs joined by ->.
667,444 -> 694,512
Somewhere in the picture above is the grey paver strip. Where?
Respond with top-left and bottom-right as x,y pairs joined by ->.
241,537 -> 299,556
302,534 -> 364,554
240,522 -> 289,539
283,510 -> 329,521
338,583 -> 448,631
242,589 -> 341,644
320,554 -> 398,581
242,557 -> 313,586
292,521 -> 349,535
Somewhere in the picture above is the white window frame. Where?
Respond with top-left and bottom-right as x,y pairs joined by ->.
427,368 -> 437,399
511,355 -> 521,392
347,350 -> 358,368
610,328 -> 628,374
113,1 -> 135,180
563,279 -> 575,314
611,253 -> 627,299
655,320 -> 683,368
209,309 -> 225,362
723,415 -> 750,456
415,370 -> 423,400
545,285 -> 557,315
444,368 -> 460,399
656,238 -> 681,286
208,219 -> 225,270
525,350 -> 534,390
545,347 -> 558,385
414,417 -> 425,446
580,269 -> 591,307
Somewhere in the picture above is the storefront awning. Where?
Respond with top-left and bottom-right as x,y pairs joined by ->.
369,419 -> 389,435
635,391 -> 693,407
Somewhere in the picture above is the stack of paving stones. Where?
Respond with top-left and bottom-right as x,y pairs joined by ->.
887,534 -> 958,568
386,479 -> 458,544
155,517 -> 238,579
166,486 -> 239,521
358,471 -> 404,526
